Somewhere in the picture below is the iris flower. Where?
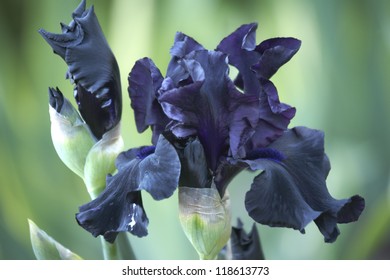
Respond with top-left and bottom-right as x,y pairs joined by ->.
129,23 -> 365,244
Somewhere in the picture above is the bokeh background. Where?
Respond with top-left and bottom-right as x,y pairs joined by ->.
0,0 -> 389,260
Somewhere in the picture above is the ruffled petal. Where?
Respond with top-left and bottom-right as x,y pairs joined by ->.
242,127 -> 365,242
166,32 -> 205,83
39,0 -> 121,139
248,80 -> 296,150
217,23 -> 301,92
76,188 -> 148,243
217,24 -> 296,150
160,50 -> 259,171
76,135 -> 181,242
128,57 -> 169,145
217,23 -> 260,95
252,37 -> 301,79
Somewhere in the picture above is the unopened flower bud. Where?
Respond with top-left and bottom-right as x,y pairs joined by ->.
84,123 -> 124,198
49,87 -> 95,179
178,185 -> 231,260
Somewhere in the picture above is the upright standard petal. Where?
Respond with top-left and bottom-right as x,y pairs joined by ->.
217,23 -> 260,94
252,37 -> 301,80
160,50 -> 259,171
241,127 -> 365,242
39,0 -> 121,139
218,24 -> 296,152
217,23 -> 301,92
128,57 -> 169,145
76,135 -> 181,242
166,32 -> 205,83
247,79 -> 296,151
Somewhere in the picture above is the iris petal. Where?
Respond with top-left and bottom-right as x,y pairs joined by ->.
160,50 -> 259,171
217,23 -> 301,91
242,127 -> 365,242
252,37 -> 301,79
76,135 -> 180,242
217,23 -> 260,94
230,219 -> 264,260
248,80 -> 296,150
128,57 -> 169,145
39,0 -> 121,139
167,32 -> 205,83
218,23 -> 296,150
138,135 -> 181,200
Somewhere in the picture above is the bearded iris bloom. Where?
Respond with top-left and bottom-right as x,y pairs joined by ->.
40,0 -> 123,198
128,22 -> 365,254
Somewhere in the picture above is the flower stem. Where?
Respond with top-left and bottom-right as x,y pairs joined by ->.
100,237 -> 120,260
116,233 -> 136,260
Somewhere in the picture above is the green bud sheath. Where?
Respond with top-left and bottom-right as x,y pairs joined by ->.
179,185 -> 232,260
49,101 -> 95,179
84,123 -> 124,198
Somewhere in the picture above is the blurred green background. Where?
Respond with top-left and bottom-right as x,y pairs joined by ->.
0,0 -> 389,260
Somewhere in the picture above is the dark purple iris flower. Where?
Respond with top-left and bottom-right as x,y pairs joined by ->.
129,23 -> 365,243
39,0 -> 121,140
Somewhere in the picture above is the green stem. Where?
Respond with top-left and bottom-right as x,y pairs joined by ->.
100,237 -> 121,260
117,233 -> 136,260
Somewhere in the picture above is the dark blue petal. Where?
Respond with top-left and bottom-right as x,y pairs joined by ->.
138,135 -> 181,200
217,23 -> 301,92
166,32 -> 205,84
252,37 -> 301,79
214,158 -> 245,197
218,24 -> 296,150
76,189 -> 148,243
217,23 -> 260,95
160,50 -> 259,171
76,135 -> 180,241
39,0 -> 121,139
248,80 -> 296,150
230,219 -> 265,260
128,57 -> 169,145
242,127 -> 365,242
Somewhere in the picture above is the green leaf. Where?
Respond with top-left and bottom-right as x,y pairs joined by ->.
28,219 -> 82,260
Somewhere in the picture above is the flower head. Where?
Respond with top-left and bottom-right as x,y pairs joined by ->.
128,22 -> 365,244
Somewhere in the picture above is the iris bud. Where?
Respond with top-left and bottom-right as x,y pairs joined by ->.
48,87 -> 124,198
178,185 -> 231,260
84,123 -> 124,198
49,87 -> 95,179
